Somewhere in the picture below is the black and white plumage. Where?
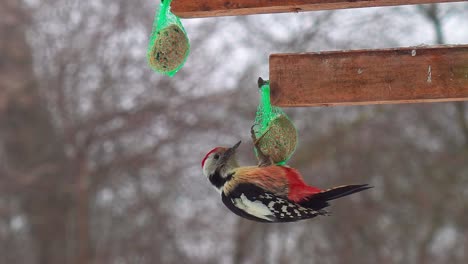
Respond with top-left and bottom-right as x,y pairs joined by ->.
202,141 -> 371,223
222,183 -> 328,223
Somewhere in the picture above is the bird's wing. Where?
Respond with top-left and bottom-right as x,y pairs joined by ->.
222,183 -> 324,223
227,166 -> 290,197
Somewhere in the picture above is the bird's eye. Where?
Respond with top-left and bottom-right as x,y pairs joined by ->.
213,154 -> 220,160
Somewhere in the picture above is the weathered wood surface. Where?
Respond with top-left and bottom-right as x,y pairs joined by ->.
269,45 -> 468,107
172,0 -> 465,18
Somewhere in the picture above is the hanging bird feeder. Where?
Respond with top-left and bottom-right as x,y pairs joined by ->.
147,0 -> 190,77
252,78 -> 298,165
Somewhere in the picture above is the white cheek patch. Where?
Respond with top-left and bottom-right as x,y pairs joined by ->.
233,194 -> 274,221
202,164 -> 210,178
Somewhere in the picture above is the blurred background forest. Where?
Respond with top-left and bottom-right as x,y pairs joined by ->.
1,0 -> 468,263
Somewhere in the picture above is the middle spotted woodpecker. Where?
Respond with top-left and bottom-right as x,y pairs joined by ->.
201,141 -> 371,223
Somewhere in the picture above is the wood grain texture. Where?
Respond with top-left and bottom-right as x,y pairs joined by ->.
269,45 -> 468,107
171,0 -> 464,18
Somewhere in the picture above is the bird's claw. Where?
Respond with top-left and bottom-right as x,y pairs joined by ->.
251,124 -> 273,167
250,124 -> 258,143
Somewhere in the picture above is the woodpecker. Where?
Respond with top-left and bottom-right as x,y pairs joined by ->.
201,141 -> 371,223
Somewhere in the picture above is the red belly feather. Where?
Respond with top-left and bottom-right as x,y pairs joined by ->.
282,167 -> 321,202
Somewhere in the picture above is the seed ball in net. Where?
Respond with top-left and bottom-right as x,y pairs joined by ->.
257,114 -> 297,164
149,24 -> 189,73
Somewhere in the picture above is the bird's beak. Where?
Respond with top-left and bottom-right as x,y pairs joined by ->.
220,141 -> 241,163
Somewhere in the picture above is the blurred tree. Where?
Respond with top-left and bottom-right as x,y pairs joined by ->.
1,0 -> 227,263
0,1 -> 72,264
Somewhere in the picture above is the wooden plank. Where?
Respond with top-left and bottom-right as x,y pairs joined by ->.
269,45 -> 468,107
171,0 -> 464,18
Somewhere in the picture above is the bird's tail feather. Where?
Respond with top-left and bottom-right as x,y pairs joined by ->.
316,184 -> 372,201
299,184 -> 372,210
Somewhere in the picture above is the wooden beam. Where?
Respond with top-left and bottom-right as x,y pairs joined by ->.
171,0 -> 464,18
269,45 -> 468,107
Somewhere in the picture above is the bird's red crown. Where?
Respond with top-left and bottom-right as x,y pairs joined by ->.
201,147 -> 221,168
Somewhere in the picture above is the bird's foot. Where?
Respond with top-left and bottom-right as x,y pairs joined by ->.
250,124 -> 258,143
251,124 -> 273,167
258,155 -> 273,167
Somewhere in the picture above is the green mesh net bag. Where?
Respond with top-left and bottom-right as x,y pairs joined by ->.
252,78 -> 298,165
147,0 -> 190,77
